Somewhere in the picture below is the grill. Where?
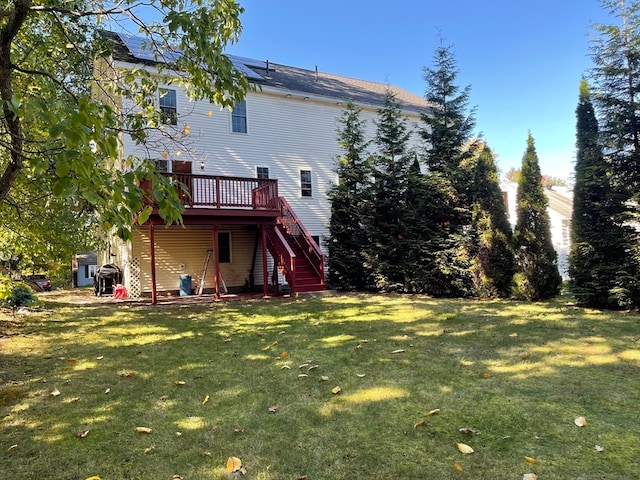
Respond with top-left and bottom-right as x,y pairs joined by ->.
93,264 -> 123,296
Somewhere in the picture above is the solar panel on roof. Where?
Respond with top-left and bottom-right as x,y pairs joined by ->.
118,33 -> 182,64
227,54 -> 267,70
117,33 -> 264,80
229,57 -> 264,80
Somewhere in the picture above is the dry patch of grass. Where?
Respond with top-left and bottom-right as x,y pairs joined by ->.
1,293 -> 639,479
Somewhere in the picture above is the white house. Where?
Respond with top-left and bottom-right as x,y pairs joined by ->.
500,179 -> 573,279
98,32 -> 429,301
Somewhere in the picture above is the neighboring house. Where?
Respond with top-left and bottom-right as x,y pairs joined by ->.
500,179 -> 573,279
97,32 -> 429,301
73,252 -> 98,287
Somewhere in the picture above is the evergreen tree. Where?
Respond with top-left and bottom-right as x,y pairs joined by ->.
513,133 -> 562,300
588,0 -> 640,308
327,100 -> 371,290
363,91 -> 413,291
417,41 -> 477,297
470,146 -> 515,298
569,79 -> 631,308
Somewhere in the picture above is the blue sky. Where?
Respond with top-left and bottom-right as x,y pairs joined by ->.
224,0 -> 615,180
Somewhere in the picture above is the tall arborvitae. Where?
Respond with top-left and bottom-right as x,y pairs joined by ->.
363,90 -> 413,291
589,0 -> 640,308
569,79 -> 630,308
418,42 -> 478,297
513,133 -> 562,300
327,100 -> 372,290
470,146 -> 515,298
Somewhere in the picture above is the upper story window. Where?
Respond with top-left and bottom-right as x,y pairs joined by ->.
159,88 -> 177,125
232,101 -> 247,133
300,170 -> 312,197
257,167 -> 269,179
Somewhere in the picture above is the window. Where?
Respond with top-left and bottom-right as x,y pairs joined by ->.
300,170 -> 312,197
159,88 -> 177,125
232,101 -> 247,133
85,264 -> 97,278
257,167 -> 269,179
154,159 -> 168,173
218,232 -> 231,263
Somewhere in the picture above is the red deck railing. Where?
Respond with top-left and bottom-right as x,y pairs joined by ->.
161,173 -> 279,210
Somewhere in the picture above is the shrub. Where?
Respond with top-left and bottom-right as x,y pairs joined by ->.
0,279 -> 37,314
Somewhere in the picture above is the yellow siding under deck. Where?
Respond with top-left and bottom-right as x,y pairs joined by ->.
133,225 -> 257,294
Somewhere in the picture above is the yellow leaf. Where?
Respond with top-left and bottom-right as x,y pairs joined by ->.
262,340 -> 278,351
332,386 -> 342,394
454,463 -> 463,472
482,372 -> 492,379
182,124 -> 191,135
207,110 -> 213,116
509,332 -> 518,337
457,442 -> 474,454
574,416 -> 587,427
86,477 -> 101,480
413,420 -> 425,429
428,408 -> 441,416
320,375 -> 329,381
226,456 -> 242,473
522,474 -> 538,480
161,151 -> 168,159
202,395 -> 209,405
144,446 -> 154,454
136,427 -> 152,433
268,404 -> 280,413
525,456 -> 537,464
280,351 -> 289,359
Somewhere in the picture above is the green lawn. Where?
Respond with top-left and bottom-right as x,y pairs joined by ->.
1,293 -> 639,479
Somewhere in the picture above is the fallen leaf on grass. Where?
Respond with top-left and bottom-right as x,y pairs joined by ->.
75,430 -> 89,438
595,445 -> 604,452
482,372 -> 492,379
457,442 -> 474,454
144,446 -> 155,454
67,358 -> 77,365
521,352 -> 531,360
509,332 -> 518,337
175,380 -> 186,386
280,351 -> 289,359
262,340 -> 278,351
574,416 -> 587,427
50,388 -> 61,397
96,356 -> 104,360
332,386 -> 342,394
390,349 -> 405,354
104,388 -> 110,394
454,463 -> 463,472
226,456 -> 243,473
202,395 -> 209,405
281,365 -> 291,369
522,474 -> 538,480
234,427 -> 245,433
136,427 -> 152,433
413,420 -> 425,429
320,375 -> 330,381
122,371 -> 134,378
85,477 -> 101,480
268,404 -> 280,413
298,374 -> 308,379
525,456 -> 537,464
428,408 -> 441,416
200,451 -> 212,456
69,397 -> 80,403
7,444 -> 17,451
296,476 -> 308,480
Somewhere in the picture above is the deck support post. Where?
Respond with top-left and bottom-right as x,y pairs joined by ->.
213,224 -> 220,299
261,226 -> 269,297
149,223 -> 157,305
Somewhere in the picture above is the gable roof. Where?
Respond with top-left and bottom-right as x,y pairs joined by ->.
102,31 -> 430,114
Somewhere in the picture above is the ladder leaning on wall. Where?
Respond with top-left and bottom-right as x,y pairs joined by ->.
197,249 -> 227,295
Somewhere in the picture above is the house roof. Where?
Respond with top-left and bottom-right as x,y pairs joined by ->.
102,31 -> 430,114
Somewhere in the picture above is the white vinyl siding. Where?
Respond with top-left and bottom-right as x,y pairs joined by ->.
121,81 -> 423,243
